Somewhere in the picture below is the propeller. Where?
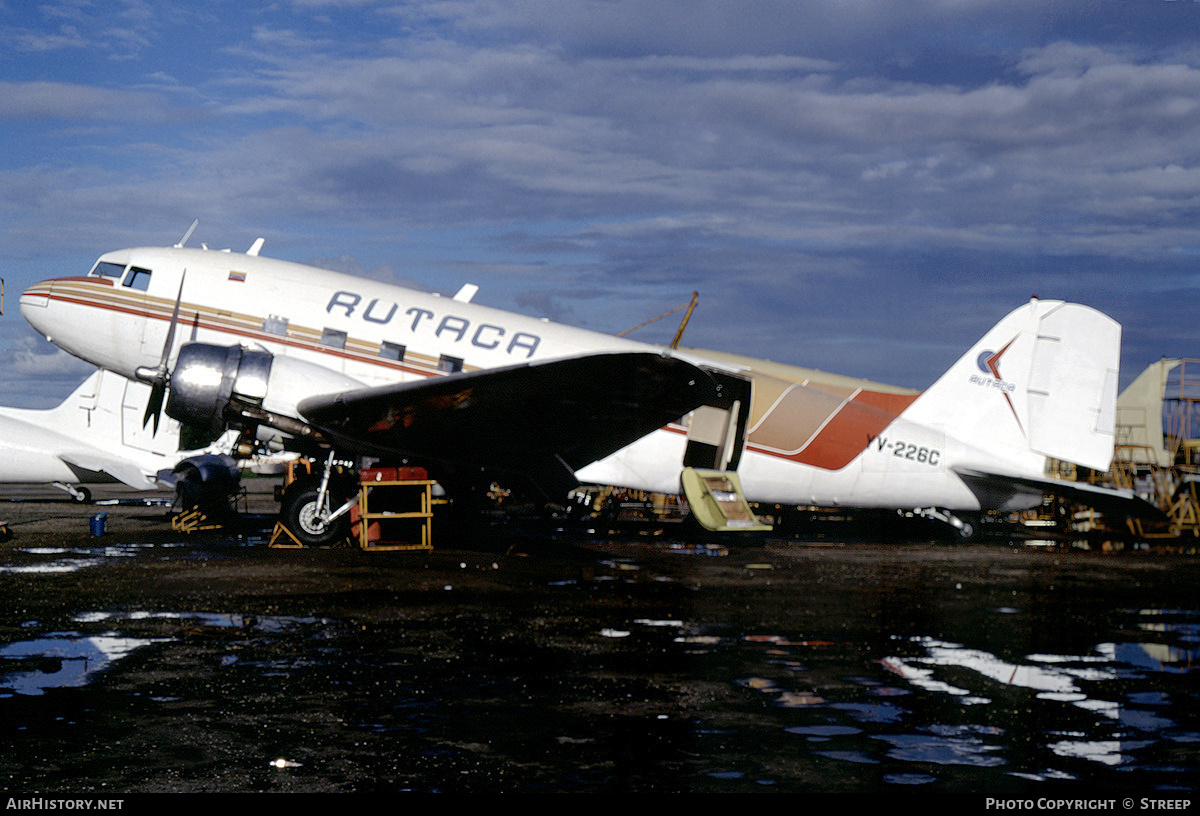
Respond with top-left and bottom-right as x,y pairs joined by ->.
137,270 -> 187,432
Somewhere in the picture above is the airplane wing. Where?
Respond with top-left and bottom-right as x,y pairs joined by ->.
298,351 -> 722,493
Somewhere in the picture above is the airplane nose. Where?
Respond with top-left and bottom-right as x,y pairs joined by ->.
20,281 -> 55,336
19,277 -> 90,345
19,275 -> 132,378
19,281 -> 52,307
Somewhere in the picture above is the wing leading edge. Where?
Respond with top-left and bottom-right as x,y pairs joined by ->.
298,351 -> 723,493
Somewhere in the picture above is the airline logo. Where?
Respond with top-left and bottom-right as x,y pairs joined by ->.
969,339 -> 1017,393
970,337 -> 1024,431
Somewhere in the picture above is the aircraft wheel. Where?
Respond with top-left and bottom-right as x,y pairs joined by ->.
73,487 -> 92,504
282,484 -> 349,547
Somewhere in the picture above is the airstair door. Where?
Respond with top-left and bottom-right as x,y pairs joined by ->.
683,370 -> 752,471
681,468 -> 771,532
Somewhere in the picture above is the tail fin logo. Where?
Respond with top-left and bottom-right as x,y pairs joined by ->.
972,339 -> 1016,392
971,338 -> 1024,432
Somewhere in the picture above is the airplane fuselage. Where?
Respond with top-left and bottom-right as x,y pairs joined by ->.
21,246 -> 650,389
21,243 -> 1120,514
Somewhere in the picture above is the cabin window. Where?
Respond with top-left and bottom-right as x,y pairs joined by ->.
263,315 -> 289,336
438,354 -> 464,373
320,327 -> 347,349
92,261 -> 125,278
380,341 -> 406,361
123,267 -> 152,291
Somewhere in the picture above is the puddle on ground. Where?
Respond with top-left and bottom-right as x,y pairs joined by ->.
0,633 -> 162,696
670,606 -> 1200,788
0,542 -> 184,574
0,611 -> 330,696
0,542 -> 1195,793
0,539 -> 264,574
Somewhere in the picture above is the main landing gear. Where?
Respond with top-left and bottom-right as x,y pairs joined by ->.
272,452 -> 442,549
276,452 -> 358,547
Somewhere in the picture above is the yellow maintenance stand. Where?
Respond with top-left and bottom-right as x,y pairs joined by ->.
269,459 -> 443,550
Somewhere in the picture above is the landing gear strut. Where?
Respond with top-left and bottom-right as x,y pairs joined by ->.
278,451 -> 357,547
909,507 -> 976,540
53,482 -> 91,503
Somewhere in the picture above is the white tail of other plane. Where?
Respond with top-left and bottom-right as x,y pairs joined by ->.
0,369 -> 232,496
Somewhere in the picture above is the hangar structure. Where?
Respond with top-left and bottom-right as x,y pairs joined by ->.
1103,358 -> 1200,539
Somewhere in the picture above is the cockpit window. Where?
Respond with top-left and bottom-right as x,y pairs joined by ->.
92,261 -> 125,278
123,267 -> 152,291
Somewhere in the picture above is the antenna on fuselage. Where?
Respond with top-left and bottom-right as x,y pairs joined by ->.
175,219 -> 199,248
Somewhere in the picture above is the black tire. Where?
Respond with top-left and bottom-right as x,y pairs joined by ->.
281,485 -> 350,547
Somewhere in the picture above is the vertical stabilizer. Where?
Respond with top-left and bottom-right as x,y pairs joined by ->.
49,369 -> 185,460
901,299 -> 1120,474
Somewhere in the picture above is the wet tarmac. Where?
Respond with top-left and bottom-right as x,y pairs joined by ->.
0,480 -> 1197,796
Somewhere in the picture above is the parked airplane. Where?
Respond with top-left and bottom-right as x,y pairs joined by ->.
0,367 -> 234,502
19,231 -> 1123,541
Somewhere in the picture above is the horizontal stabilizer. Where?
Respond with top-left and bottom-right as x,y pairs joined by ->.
57,451 -> 158,490
955,467 -> 1164,520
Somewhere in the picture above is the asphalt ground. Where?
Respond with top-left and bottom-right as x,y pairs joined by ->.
0,479 -> 1196,798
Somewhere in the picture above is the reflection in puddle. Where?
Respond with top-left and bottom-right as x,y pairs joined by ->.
0,539 -> 257,574
885,638 -> 1091,702
0,611 -> 328,696
721,608 -> 1199,786
875,729 -> 1006,767
1047,738 -> 1140,767
0,543 -> 169,574
0,633 -> 161,696
76,610 -> 325,632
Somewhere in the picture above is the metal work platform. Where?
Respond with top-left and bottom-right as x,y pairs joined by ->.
352,469 -> 442,551
268,463 -> 444,550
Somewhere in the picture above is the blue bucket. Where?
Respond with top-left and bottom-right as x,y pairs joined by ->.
89,513 -> 108,537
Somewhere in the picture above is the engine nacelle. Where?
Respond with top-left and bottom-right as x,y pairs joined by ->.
166,343 -> 365,439
168,453 -> 242,513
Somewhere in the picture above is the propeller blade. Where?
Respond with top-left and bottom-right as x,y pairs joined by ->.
139,270 -> 187,430
144,381 -> 166,433
158,270 -> 186,371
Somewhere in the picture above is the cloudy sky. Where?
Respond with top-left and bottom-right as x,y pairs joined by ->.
3,0 -> 1200,407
